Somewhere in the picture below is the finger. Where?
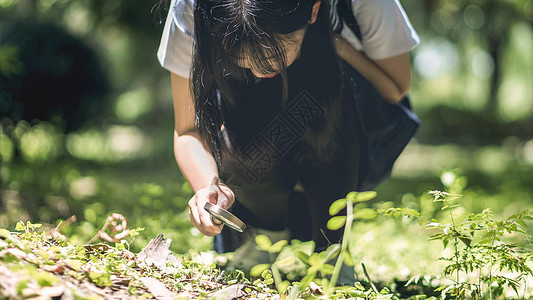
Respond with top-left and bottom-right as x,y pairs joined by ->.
216,185 -> 235,209
188,196 -> 202,228
199,216 -> 223,236
189,207 -> 199,230
190,205 -> 222,236
207,189 -> 219,204
190,190 -> 223,236
208,180 -> 231,207
199,199 -> 219,230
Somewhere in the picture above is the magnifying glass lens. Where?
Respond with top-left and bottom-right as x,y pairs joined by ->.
204,202 -> 246,232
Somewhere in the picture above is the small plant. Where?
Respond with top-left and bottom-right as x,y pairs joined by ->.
249,191 -> 396,299
250,235 -> 293,294
381,181 -> 533,299
426,190 -> 532,299
4,183 -> 531,299
326,191 -> 378,294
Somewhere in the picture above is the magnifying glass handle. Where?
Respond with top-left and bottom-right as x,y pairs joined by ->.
210,215 -> 224,226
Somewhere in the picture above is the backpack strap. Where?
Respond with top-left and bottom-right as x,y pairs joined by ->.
331,0 -> 362,41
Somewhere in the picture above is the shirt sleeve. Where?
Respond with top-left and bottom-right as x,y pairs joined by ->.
348,0 -> 420,60
157,0 -> 195,78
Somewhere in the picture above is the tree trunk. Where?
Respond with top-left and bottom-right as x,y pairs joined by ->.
485,34 -> 503,120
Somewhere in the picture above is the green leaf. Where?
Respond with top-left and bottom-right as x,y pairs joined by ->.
116,241 -> 125,250
308,253 -> 323,267
129,227 -> 145,237
322,244 -> 341,262
269,240 -> 288,253
354,282 -> 365,290
299,273 -> 316,287
459,236 -> 471,247
319,263 -> 335,275
261,269 -> 272,280
15,221 -> 25,231
478,238 -> 493,245
34,271 -> 58,287
329,198 -> 347,216
16,279 -> 28,296
255,235 -> 272,251
64,259 -> 82,272
353,191 -> 377,203
295,251 -> 310,265
26,222 -> 42,230
0,230 -> 27,251
88,271 -> 112,287
327,216 -> 347,230
516,219 -> 527,229
278,280 -> 291,293
354,208 -> 378,220
250,264 -> 270,277
346,192 -> 358,202
344,253 -> 354,267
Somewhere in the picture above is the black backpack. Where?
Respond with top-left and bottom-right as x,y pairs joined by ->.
330,0 -> 421,191
331,0 -> 362,40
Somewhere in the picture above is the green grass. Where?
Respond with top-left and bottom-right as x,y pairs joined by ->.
2,119 -> 533,299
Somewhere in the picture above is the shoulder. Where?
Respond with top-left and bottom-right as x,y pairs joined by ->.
157,0 -> 195,77
170,0 -> 194,35
348,0 -> 420,59
351,0 -> 398,14
351,0 -> 408,23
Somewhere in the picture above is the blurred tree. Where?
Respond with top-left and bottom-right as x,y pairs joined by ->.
0,0 -> 167,131
2,0 -> 531,140
413,0 -> 533,118
0,17 -> 110,131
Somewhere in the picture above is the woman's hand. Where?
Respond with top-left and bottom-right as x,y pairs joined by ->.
170,74 -> 234,235
188,177 -> 235,236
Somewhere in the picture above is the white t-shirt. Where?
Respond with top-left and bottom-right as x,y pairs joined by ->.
157,0 -> 420,78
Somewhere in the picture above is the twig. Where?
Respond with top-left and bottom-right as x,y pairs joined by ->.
54,215 -> 77,231
87,213 -> 130,244
361,263 -> 379,294
327,200 -> 353,296
50,215 -> 77,239
87,217 -> 110,244
320,229 -> 333,246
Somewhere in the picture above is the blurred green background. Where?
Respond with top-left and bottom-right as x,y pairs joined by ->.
1,0 -> 532,283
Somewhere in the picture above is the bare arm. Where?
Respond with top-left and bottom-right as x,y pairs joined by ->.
171,72 -> 234,236
374,53 -> 412,99
171,73 -> 217,191
334,34 -> 411,104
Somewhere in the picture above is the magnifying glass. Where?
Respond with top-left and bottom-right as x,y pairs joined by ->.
204,202 -> 246,232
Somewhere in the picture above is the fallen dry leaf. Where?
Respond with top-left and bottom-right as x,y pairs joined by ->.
309,281 -> 324,295
42,263 -> 66,274
6,247 -> 27,259
140,277 -> 178,300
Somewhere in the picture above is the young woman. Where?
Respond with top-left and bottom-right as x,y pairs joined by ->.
157,0 -> 420,281
159,0 -> 419,104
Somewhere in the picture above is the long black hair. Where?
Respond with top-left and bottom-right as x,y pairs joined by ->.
192,0 -> 343,163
